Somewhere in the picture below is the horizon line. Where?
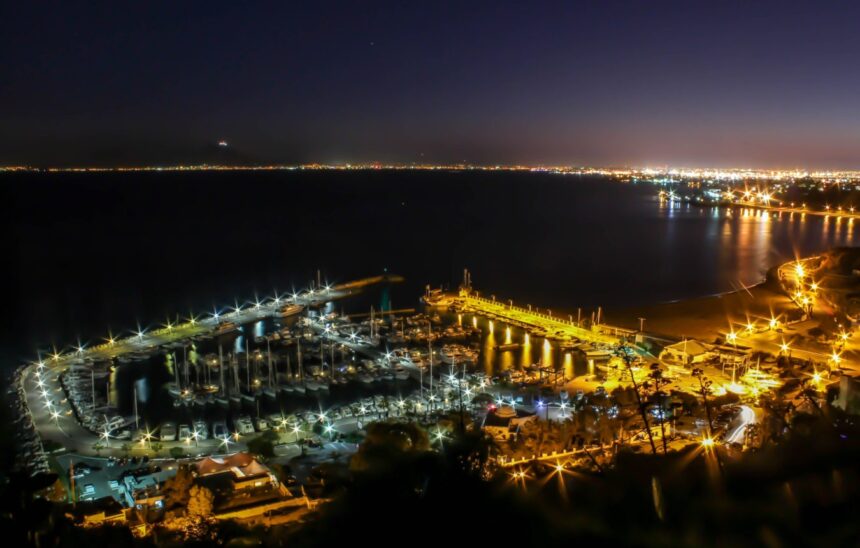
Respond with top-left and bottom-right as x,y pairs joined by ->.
3,163 -> 860,179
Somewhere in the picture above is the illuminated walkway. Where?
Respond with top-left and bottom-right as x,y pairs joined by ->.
48,275 -> 394,363
429,289 -> 620,345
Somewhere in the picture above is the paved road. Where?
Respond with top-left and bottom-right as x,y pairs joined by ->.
725,405 -> 757,445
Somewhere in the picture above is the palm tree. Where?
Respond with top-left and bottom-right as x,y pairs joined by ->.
91,441 -> 105,456
691,368 -> 715,436
648,364 -> 671,454
616,346 -> 658,455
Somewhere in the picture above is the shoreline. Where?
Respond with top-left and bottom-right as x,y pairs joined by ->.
605,269 -> 798,343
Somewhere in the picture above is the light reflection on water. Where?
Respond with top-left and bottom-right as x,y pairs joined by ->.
95,196 -> 860,424
656,201 -> 860,298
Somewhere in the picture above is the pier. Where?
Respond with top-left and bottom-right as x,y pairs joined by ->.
425,275 -> 621,346
52,276 -> 392,363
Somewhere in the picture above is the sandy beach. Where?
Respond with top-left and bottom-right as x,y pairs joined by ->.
606,273 -> 798,343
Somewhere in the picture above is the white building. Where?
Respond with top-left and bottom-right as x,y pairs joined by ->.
659,339 -> 713,367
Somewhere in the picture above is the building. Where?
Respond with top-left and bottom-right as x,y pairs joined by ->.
120,467 -> 174,511
70,496 -> 127,526
659,339 -> 714,367
194,453 -> 308,521
481,406 -> 537,441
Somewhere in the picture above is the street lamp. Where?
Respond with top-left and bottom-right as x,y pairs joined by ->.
433,428 -> 447,447
536,400 -> 548,421
100,425 -> 112,449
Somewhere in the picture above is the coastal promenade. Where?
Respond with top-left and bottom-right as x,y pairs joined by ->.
726,200 -> 860,221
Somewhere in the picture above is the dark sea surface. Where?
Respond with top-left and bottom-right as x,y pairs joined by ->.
4,170 -> 860,368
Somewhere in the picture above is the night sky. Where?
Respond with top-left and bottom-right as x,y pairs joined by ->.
3,1 -> 860,168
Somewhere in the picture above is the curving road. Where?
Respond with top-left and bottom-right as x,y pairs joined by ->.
725,405 -> 757,445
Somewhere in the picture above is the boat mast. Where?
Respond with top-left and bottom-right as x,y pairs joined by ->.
267,339 -> 273,387
232,351 -> 240,394
183,345 -> 189,388
133,386 -> 139,431
428,322 -> 433,410
218,343 -> 225,395
173,352 -> 179,388
194,345 -> 200,386
245,338 -> 251,392
297,337 -> 304,383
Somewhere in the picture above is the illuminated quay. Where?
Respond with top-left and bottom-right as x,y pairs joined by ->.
424,272 -> 622,346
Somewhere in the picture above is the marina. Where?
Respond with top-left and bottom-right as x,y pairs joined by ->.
14,265 -> 648,473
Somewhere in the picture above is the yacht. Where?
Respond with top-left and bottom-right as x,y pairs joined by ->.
235,415 -> 255,435
213,321 -> 237,336
166,383 -> 182,398
212,421 -> 229,440
268,413 -> 286,429
160,422 -> 177,441
193,420 -> 209,439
